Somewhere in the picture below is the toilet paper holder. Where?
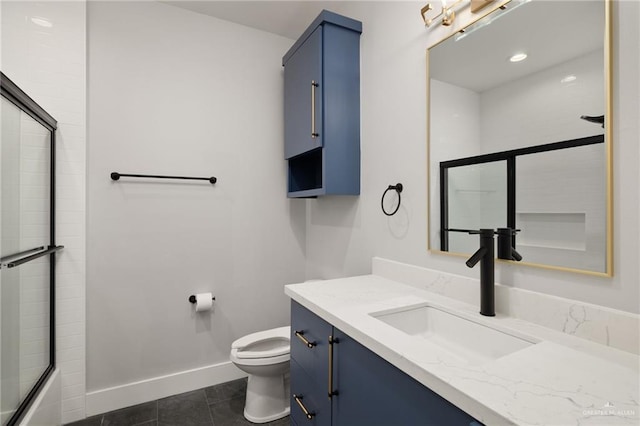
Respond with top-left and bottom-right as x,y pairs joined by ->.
188,294 -> 216,303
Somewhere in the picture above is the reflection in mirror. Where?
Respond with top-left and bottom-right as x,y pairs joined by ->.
516,143 -> 605,271
445,161 -> 507,254
428,0 -> 611,275
440,135 -> 605,271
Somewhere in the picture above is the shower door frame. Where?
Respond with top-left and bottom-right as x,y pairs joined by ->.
439,134 -> 605,252
1,71 -> 58,426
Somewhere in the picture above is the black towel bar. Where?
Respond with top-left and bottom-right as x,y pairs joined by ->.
1,246 -> 64,269
111,172 -> 217,184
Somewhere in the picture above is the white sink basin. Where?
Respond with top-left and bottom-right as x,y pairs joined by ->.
370,304 -> 535,365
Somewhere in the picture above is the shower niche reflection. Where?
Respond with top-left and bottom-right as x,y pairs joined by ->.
1,72 -> 63,426
440,135 -> 605,272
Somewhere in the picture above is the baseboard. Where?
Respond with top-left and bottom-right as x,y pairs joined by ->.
86,361 -> 246,417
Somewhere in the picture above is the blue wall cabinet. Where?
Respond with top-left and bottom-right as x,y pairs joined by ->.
283,11 -> 362,198
284,26 -> 323,160
290,301 -> 483,426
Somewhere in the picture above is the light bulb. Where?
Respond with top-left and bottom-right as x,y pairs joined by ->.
509,52 -> 527,62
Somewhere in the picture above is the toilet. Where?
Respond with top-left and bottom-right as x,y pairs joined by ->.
230,326 -> 291,423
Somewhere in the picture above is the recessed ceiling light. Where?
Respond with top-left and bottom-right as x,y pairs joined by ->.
31,17 -> 53,28
561,75 -> 577,84
509,53 -> 527,63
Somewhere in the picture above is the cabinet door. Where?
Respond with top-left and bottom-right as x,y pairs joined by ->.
331,329 -> 479,426
284,26 -> 323,159
291,301 -> 332,388
291,359 -> 331,426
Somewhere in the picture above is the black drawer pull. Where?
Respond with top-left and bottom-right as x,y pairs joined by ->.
295,330 -> 316,348
293,394 -> 315,420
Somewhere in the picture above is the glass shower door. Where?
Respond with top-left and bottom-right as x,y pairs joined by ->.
1,75 -> 60,426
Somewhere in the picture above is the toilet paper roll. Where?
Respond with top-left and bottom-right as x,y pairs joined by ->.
195,292 -> 213,312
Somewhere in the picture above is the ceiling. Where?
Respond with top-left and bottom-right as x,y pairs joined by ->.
164,1 -> 605,94
163,1 -> 348,40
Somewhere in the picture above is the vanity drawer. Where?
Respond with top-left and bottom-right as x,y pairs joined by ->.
291,300 -> 332,386
290,358 -> 331,426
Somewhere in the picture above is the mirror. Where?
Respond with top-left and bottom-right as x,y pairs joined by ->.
445,160 -> 508,254
428,0 -> 612,275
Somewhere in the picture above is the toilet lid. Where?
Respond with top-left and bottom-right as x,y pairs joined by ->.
232,326 -> 290,359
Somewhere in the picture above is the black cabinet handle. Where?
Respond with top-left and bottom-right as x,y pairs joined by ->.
328,335 -> 339,399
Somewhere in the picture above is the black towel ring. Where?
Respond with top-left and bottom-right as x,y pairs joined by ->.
381,183 -> 403,216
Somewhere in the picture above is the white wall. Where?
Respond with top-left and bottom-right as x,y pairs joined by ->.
1,1 -> 87,423
303,0 -> 640,314
86,0 -> 305,402
305,2 -> 428,280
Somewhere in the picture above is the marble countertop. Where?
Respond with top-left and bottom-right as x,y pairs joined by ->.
285,275 -> 639,426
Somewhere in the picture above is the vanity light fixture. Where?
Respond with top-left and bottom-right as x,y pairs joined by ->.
30,16 -> 53,28
421,0 -> 463,27
454,0 -> 531,42
509,52 -> 528,62
422,0 -> 497,29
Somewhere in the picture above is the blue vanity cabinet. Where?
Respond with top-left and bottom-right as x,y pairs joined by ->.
290,301 -> 483,426
290,301 -> 332,391
282,11 -> 362,198
331,329 -> 481,426
291,358 -> 331,426
290,301 -> 332,426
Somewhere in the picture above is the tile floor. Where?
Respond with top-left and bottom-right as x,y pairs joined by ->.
65,378 -> 290,426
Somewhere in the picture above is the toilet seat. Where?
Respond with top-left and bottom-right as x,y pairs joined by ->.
231,326 -> 290,360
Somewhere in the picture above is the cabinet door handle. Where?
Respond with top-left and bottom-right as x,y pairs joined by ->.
293,394 -> 315,420
328,335 -> 338,399
311,80 -> 319,138
294,330 -> 316,348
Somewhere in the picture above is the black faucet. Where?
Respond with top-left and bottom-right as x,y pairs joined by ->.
465,229 -> 496,317
497,228 -> 523,261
